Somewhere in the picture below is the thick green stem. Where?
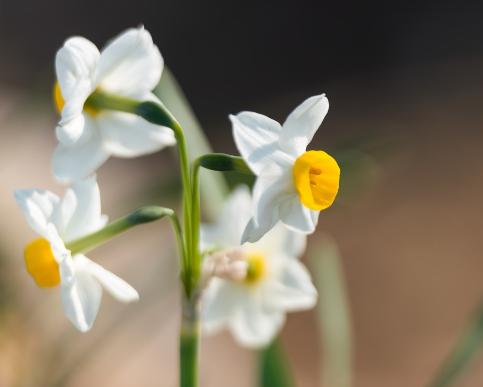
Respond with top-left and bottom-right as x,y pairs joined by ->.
180,295 -> 200,387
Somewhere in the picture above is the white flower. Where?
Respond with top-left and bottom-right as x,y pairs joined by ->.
230,94 -> 340,243
53,26 -> 175,183
201,186 -> 317,348
14,176 -> 139,332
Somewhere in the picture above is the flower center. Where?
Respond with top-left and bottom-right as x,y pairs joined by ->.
53,82 -> 99,117
293,150 -> 340,211
24,238 -> 61,288
244,254 -> 267,284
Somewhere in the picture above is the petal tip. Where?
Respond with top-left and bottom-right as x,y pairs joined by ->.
241,219 -> 264,244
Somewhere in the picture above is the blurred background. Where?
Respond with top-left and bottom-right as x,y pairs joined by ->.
1,1 -> 483,386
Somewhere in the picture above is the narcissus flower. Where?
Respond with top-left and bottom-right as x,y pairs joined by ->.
14,176 -> 138,332
201,187 -> 317,348
231,94 -> 340,243
53,27 -> 175,182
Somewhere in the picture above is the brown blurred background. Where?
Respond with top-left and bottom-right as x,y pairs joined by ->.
1,2 -> 483,386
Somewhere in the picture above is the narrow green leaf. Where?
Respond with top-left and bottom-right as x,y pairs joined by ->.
310,237 -> 352,387
428,302 -> 483,387
155,68 -> 229,220
259,339 -> 294,387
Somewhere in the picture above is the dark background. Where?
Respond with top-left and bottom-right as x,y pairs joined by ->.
2,2 -> 483,128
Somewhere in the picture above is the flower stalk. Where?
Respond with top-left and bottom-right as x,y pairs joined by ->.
87,90 -> 196,296
66,206 -> 181,255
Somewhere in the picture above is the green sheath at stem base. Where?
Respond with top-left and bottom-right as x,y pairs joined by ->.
180,295 -> 200,387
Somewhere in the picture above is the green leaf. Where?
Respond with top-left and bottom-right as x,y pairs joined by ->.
428,302 -> 483,387
155,68 -> 229,220
310,237 -> 352,387
259,339 -> 294,387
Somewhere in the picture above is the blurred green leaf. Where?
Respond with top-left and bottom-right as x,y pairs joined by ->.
259,339 -> 294,387
310,237 -> 352,387
155,68 -> 228,220
428,302 -> 483,387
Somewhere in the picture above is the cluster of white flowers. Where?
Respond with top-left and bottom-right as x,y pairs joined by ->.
200,95 -> 340,347
15,27 -> 172,331
14,27 -> 340,348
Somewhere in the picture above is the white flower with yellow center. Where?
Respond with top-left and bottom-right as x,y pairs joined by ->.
230,94 -> 340,243
53,27 -> 175,183
14,176 -> 139,332
201,187 -> 317,348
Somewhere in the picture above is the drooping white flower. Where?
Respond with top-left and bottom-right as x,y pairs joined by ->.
14,176 -> 138,332
230,95 -> 340,243
201,186 -> 317,348
53,27 -> 176,183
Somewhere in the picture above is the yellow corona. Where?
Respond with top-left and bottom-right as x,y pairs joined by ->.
293,150 -> 340,211
245,253 -> 267,284
24,238 -> 61,288
53,82 -> 98,116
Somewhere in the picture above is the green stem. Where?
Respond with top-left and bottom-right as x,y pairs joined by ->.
88,89 -> 195,296
66,206 -> 179,255
191,159 -> 202,287
136,102 -> 196,297
89,89 -> 202,387
173,124 -> 194,295
180,295 -> 200,387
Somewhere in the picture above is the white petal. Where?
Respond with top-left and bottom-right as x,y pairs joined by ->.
59,254 -> 76,283
280,94 -> 329,156
50,187 -> 76,234
77,255 -> 139,303
55,37 -> 99,145
231,112 -> 293,175
241,169 -> 292,244
97,110 -> 175,158
52,120 -> 109,183
281,227 -> 307,258
230,298 -> 285,348
59,176 -> 107,242
263,258 -> 317,312
97,27 -> 163,96
45,224 -> 70,263
279,196 -> 319,234
56,108 -> 88,145
60,260 -> 102,332
200,186 -> 252,250
202,279 -> 242,334
254,223 -> 307,259
55,36 -> 99,100
14,189 -> 60,237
